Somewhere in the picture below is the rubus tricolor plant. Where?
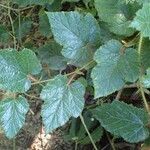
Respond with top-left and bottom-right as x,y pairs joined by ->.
0,0 -> 150,149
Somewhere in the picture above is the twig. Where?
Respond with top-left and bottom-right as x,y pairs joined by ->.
75,142 -> 78,150
18,10 -> 22,46
29,109 -> 35,115
0,3 -> 17,11
24,93 -> 41,100
0,3 -> 34,11
67,73 -> 77,86
115,88 -> 123,100
31,60 -> 94,85
7,1 -> 16,49
106,132 -> 116,150
124,83 -> 137,88
80,114 -> 98,150
115,83 -> 138,100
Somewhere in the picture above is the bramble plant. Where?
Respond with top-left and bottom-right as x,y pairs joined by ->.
0,0 -> 150,149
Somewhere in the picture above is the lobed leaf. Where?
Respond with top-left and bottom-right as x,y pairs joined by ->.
92,100 -> 149,143
94,0 -> 136,36
0,49 -> 42,93
131,4 -> 150,38
46,11 -> 101,66
40,75 -> 85,133
0,96 -> 29,139
91,40 -> 139,98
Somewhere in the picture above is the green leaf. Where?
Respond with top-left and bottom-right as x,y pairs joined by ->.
40,75 -> 85,133
94,0 -> 136,36
0,96 -> 29,139
15,18 -> 32,40
125,0 -> 150,4
0,49 -> 42,93
124,0 -> 136,4
92,100 -> 149,143
79,127 -> 103,144
38,41 -> 67,70
142,68 -> 150,88
137,0 -> 150,4
62,0 -> 80,3
64,111 -> 103,144
91,40 -> 139,98
39,12 -> 52,37
131,4 -> 150,38
45,0 -> 62,12
76,112 -> 103,144
46,11 -> 101,66
12,0 -> 54,6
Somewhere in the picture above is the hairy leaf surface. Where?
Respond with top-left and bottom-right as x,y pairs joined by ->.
94,0 -> 136,36
0,96 -> 29,138
131,4 -> 150,38
40,75 -> 85,133
92,100 -> 149,143
91,40 -> 139,98
47,11 -> 101,66
0,49 -> 42,93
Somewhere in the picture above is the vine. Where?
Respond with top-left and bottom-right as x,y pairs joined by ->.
0,0 -> 150,149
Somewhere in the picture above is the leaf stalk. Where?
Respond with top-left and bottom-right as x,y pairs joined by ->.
138,34 -> 150,113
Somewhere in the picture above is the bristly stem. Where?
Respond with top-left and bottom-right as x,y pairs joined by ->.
31,60 -> 94,85
138,34 -> 150,113
80,114 -> 98,150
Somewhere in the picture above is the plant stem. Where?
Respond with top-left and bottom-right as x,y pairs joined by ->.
75,142 -> 78,150
31,78 -> 52,85
139,83 -> 150,112
18,10 -> 22,46
115,88 -> 123,100
13,138 -> 16,150
67,73 -> 77,86
138,34 -> 143,54
32,60 -> 94,85
0,3 -> 33,11
7,1 -> 16,49
0,3 -> 17,11
66,60 -> 94,76
138,34 -> 150,113
106,132 -> 116,150
80,114 -> 98,150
